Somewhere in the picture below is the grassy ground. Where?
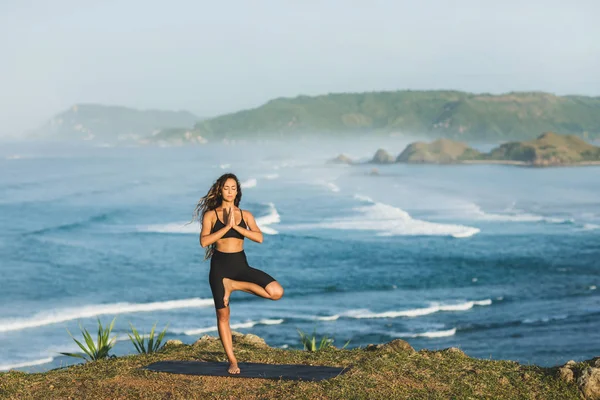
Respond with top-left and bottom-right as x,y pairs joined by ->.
0,334 -> 583,399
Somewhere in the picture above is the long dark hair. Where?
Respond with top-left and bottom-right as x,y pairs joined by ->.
190,173 -> 243,260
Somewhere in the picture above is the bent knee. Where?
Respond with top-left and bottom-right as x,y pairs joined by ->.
270,286 -> 284,300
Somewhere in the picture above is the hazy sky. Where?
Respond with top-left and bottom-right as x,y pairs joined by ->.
1,0 -> 599,136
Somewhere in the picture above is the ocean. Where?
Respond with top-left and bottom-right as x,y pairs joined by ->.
0,137 -> 598,372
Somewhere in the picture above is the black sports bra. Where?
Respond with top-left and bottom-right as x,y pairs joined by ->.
210,209 -> 247,240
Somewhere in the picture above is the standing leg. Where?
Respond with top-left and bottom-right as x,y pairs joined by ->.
215,306 -> 240,374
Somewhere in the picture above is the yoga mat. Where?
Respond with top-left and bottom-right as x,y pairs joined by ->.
143,360 -> 349,381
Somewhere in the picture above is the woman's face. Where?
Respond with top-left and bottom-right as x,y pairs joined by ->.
221,178 -> 238,202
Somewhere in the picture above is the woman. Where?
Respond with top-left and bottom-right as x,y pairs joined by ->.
192,173 -> 284,374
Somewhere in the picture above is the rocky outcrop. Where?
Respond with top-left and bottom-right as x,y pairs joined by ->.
328,154 -> 354,164
341,132 -> 600,168
163,340 -> 184,348
370,149 -> 395,164
193,334 -> 218,346
487,132 -> 600,166
365,339 -> 415,354
231,331 -> 269,348
557,357 -> 600,399
396,138 -> 482,164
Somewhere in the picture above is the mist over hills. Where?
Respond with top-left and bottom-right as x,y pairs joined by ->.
30,90 -> 600,144
30,104 -> 198,143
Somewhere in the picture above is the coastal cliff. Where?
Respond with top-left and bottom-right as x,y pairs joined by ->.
0,332 -> 596,399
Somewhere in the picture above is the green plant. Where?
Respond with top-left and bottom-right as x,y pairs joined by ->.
128,322 -> 169,354
60,317 -> 117,362
297,327 -> 350,352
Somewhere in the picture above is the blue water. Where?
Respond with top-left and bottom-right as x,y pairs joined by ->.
1,139 -> 599,372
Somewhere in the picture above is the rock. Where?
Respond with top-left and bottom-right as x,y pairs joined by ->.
370,149 -> 395,164
328,154 -> 354,165
396,138 -> 480,164
365,344 -> 380,351
163,340 -> 184,347
444,347 -> 466,357
558,366 -> 575,383
231,331 -> 269,348
379,339 -> 415,354
557,360 -> 578,385
487,132 -> 600,165
578,367 -> 600,400
193,335 -> 218,346
364,340 -> 414,353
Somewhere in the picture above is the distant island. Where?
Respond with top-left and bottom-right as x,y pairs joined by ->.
30,104 -> 198,143
30,90 -> 600,144
330,132 -> 600,167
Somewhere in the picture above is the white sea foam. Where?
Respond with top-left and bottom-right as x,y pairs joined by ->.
0,357 -> 55,372
138,203 -> 281,235
583,224 -> 600,231
392,328 -> 457,338
287,195 -> 480,238
264,173 -> 279,180
353,194 -> 374,203
219,164 -> 231,169
0,298 -> 214,333
139,222 -> 200,234
309,299 -> 492,321
315,179 -> 341,193
241,178 -> 257,188
523,314 -> 568,324
327,183 -> 340,192
171,318 -> 284,336
314,315 -> 341,321
463,203 -> 572,224
255,202 -> 281,235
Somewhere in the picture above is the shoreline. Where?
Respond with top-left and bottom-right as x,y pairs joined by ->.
459,160 -> 600,167
350,160 -> 600,168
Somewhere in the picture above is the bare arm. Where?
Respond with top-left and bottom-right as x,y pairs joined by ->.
232,210 -> 263,244
199,211 -> 231,248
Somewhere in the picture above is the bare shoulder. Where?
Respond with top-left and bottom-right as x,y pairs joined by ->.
203,209 -> 217,222
242,209 -> 255,219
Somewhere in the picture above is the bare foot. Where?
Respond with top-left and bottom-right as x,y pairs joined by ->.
228,362 -> 240,374
222,278 -> 234,308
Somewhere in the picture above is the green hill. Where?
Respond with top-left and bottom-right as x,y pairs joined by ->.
150,91 -> 600,143
32,104 -> 198,142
